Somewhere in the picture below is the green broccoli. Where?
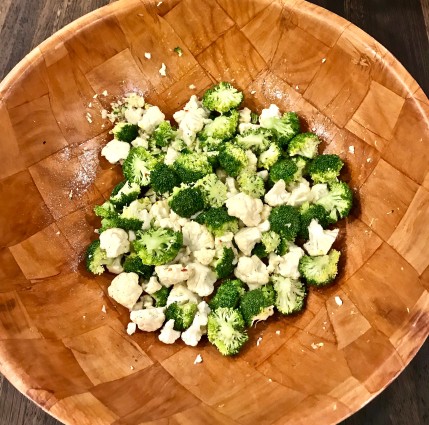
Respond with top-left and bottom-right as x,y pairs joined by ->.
250,112 -> 259,124
308,154 -> 344,183
194,174 -> 227,208
169,186 -> 205,218
150,121 -> 176,148
261,112 -> 300,146
237,172 -> 265,198
299,249 -> 341,287
173,152 -> 212,183
99,214 -> 142,233
195,207 -> 239,236
112,122 -> 139,143
199,110 -> 239,142
123,147 -> 160,186
202,82 -> 244,113
315,181 -> 353,223
150,162 -> 181,194
152,286 -> 171,307
213,247 -> 235,279
199,136 -> 224,152
275,236 -> 289,256
288,132 -> 321,159
235,128 -> 272,153
121,198 -> 151,220
218,142 -> 248,177
209,279 -> 245,310
123,253 -> 154,279
207,307 -> 249,356
269,159 -> 299,183
253,230 -> 282,259
109,181 -> 141,208
291,156 -> 309,179
94,201 -> 116,218
239,285 -> 276,326
271,275 -> 306,315
165,302 -> 198,331
268,205 -> 300,241
298,202 -> 330,239
252,243 -> 269,258
258,144 -> 281,169
133,227 -> 183,265
85,240 -> 109,275
173,46 -> 183,56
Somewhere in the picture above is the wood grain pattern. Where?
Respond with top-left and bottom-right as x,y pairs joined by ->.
0,1 -> 428,425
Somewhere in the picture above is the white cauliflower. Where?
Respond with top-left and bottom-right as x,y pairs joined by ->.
245,150 -> 258,172
234,255 -> 269,290
159,319 -> 181,344
186,263 -> 218,296
310,183 -> 329,202
226,193 -> 263,227
124,107 -> 144,125
181,301 -> 211,346
193,248 -> 216,266
106,256 -> 124,274
304,219 -> 339,256
158,217 -> 181,232
149,200 -> 170,221
287,179 -> 312,207
101,140 -> 130,164
128,230 -> 136,242
182,221 -> 214,251
259,104 -> 281,127
131,135 -> 149,148
257,170 -> 269,181
268,244 -> 304,280
108,272 -> 142,310
164,147 -> 180,165
125,92 -> 145,108
100,228 -> 130,258
155,264 -> 193,287
214,232 -> 234,247
167,283 -> 201,306
126,322 -> 137,335
130,307 -> 165,332
225,177 -> 239,198
234,227 -> 262,256
138,106 -> 165,134
264,180 -> 290,207
239,107 -> 252,123
143,276 -> 162,295
258,220 -> 270,232
173,246 -> 192,264
122,199 -> 151,222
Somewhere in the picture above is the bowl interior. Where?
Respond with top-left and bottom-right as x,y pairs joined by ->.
0,0 -> 429,424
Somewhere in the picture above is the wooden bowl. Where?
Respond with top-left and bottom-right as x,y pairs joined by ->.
1,0 -> 428,424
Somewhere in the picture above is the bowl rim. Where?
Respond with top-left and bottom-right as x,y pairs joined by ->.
0,0 -> 428,424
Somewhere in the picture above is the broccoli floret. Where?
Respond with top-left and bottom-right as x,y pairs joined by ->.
169,186 -> 205,218
237,172 -> 265,198
261,231 -> 281,253
94,201 -> 116,218
235,128 -> 272,153
258,144 -> 281,169
199,136 -> 224,152
99,214 -> 142,233
173,152 -> 212,183
269,159 -> 299,183
209,279 -> 245,310
194,174 -> 227,208
252,243 -> 268,258
202,82 -> 244,113
298,203 -> 330,239
112,122 -> 139,143
150,163 -> 181,194
123,253 -> 154,278
261,112 -> 300,146
291,156 -> 309,179
173,46 -> 183,56
239,285 -> 276,326
85,240 -> 109,275
213,247 -> 235,279
152,286 -> 171,307
123,147 -> 160,186
218,142 -> 248,177
275,236 -> 289,256
268,205 -> 300,241
199,110 -> 239,142
165,302 -> 198,331
288,132 -> 321,159
299,249 -> 341,286
250,112 -> 259,124
109,181 -> 141,208
207,307 -> 249,356
315,181 -> 353,223
308,154 -> 344,183
271,275 -> 306,315
133,227 -> 183,265
195,207 -> 239,236
150,121 -> 176,148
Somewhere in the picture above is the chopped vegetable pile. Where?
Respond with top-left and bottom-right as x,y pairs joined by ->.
86,82 -> 353,356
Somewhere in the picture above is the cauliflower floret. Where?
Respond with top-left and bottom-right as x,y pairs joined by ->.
245,150 -> 258,173
130,307 -> 165,332
159,319 -> 181,344
259,104 -> 281,127
128,231 -> 136,242
164,147 -> 180,165
239,107 -> 252,123
142,295 -> 154,309
258,220 -> 270,232
101,140 -> 130,164
182,221 -> 214,251
125,92 -> 145,108
287,179 -> 312,207
268,244 -> 304,279
100,228 -> 130,258
264,180 -> 290,207
257,170 -> 269,181
181,301 -> 211,346
193,248 -> 216,266
138,106 -> 165,134
131,135 -> 149,148
226,193 -> 263,227
173,246 -> 192,264
126,322 -> 137,335
108,272 -> 142,310
216,168 -> 228,182
149,200 -> 170,222
310,183 -> 329,203
187,262 -> 217,296
238,123 -> 260,134
143,276 -> 162,295
167,283 -> 201,306
303,219 -> 339,256
214,232 -> 234,247
169,211 -> 190,228
234,227 -> 262,256
155,264 -> 193,287
106,256 -> 124,274
225,177 -> 239,198
124,107 -> 144,125
234,255 -> 269,290
158,217 -> 181,232
122,199 -> 151,222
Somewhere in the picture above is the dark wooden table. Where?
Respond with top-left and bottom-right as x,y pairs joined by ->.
0,1 -> 428,424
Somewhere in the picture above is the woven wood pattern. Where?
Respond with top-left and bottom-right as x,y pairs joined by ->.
0,0 -> 428,424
